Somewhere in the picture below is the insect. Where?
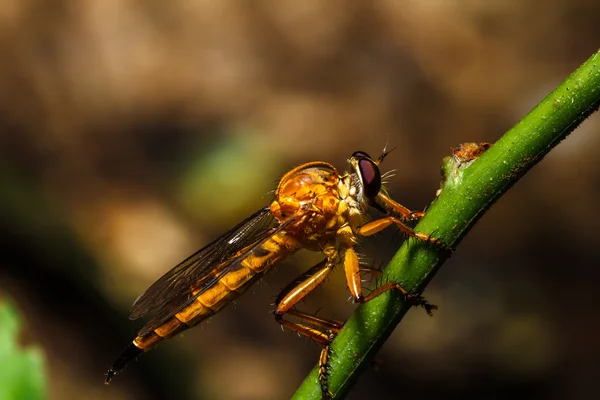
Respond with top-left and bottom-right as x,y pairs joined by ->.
105,149 -> 445,397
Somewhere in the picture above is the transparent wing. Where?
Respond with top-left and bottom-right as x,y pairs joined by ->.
130,207 -> 279,321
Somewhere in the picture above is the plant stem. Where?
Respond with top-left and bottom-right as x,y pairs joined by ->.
292,49 -> 600,399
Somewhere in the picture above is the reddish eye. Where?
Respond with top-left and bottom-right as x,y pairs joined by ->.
357,158 -> 381,199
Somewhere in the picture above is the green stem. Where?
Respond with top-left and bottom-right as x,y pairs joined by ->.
292,49 -> 600,399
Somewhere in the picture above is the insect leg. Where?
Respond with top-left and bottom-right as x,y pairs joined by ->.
343,247 -> 437,315
273,258 -> 341,344
357,216 -> 446,250
376,192 -> 425,221
284,309 -> 344,331
282,309 -> 342,400
318,330 -> 336,400
358,267 -> 382,280
273,256 -> 343,399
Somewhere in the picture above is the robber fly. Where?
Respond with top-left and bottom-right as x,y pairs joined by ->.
105,149 -> 445,397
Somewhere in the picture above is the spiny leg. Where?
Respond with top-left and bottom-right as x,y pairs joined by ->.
318,330 -> 336,400
357,215 -> 447,251
357,198 -> 450,301
373,192 -> 453,253
273,256 -> 343,335
343,247 -> 437,315
285,309 -> 344,332
309,248 -> 437,398
282,311 -> 341,400
376,192 -> 425,221
358,266 -> 383,283
274,258 -> 337,330
359,281 -> 437,315
273,255 -> 343,399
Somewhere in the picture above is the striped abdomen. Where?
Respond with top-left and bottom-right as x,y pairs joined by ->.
106,232 -> 299,383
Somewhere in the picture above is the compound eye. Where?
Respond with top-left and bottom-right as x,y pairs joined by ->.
351,151 -> 371,159
357,158 -> 381,199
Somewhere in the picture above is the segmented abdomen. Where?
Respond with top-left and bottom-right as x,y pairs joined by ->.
132,232 -> 299,350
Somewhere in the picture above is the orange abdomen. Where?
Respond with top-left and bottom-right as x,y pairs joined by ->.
132,232 -> 299,351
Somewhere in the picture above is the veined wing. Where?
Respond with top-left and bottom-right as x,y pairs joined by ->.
131,207 -> 278,320
130,206 -> 300,336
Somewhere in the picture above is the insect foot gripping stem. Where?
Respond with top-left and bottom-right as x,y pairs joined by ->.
318,330 -> 336,400
400,288 -> 438,316
358,281 -> 438,317
343,247 -> 439,317
419,230 -> 453,255
357,215 -> 453,256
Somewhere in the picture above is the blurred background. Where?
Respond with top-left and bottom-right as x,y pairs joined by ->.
1,1 -> 599,399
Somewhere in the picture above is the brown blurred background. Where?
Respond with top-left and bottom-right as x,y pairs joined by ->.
1,1 -> 599,399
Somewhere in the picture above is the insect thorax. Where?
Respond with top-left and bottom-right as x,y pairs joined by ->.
270,162 -> 368,249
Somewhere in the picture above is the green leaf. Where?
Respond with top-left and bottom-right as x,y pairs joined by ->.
0,299 -> 47,400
